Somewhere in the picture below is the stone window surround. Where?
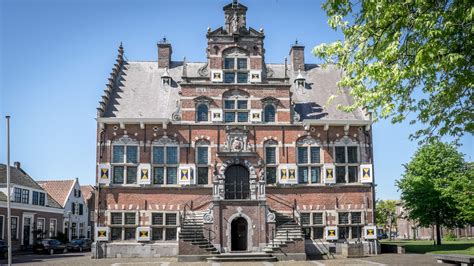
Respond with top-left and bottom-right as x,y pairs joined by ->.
333,144 -> 360,184
108,211 -> 139,241
111,136 -> 140,185
151,136 -> 180,185
264,140 -> 278,184
195,139 -> 211,185
300,211 -> 326,240
223,96 -> 249,123
222,55 -> 249,84
296,136 -> 323,184
149,211 -> 179,242
261,97 -> 279,123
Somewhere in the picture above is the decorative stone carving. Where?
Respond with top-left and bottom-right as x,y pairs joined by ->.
152,136 -> 179,146
203,213 -> 214,223
222,127 -> 253,153
296,135 -> 320,146
266,211 -> 276,223
214,158 -> 258,200
198,62 -> 209,77
113,135 -> 138,145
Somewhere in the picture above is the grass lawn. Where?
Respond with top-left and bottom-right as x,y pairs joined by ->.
381,239 -> 474,255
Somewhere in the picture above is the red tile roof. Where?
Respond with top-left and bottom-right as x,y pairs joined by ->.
80,185 -> 95,201
38,180 -> 75,208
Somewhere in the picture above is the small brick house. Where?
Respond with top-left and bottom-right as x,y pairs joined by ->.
0,163 -> 64,251
94,1 -> 377,260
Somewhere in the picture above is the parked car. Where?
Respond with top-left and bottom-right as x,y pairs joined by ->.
0,240 -> 7,258
377,233 -> 388,239
66,239 -> 92,252
33,239 -> 67,255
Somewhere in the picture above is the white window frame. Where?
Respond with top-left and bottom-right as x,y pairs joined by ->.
300,212 -> 326,239
195,140 -> 210,185
223,96 -> 249,123
111,137 -> 140,185
333,145 -> 359,184
149,211 -> 179,242
151,137 -> 180,185
109,211 -> 139,241
0,215 -> 4,239
223,56 -> 249,84
263,103 -> 277,123
336,211 -> 364,240
49,218 -> 57,237
264,140 -> 279,184
296,137 -> 323,184
11,216 -> 19,240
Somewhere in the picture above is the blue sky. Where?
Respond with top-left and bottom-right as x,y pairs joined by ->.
0,0 -> 472,200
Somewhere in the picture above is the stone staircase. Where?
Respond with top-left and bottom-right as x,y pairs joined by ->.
179,211 -> 219,255
263,212 -> 304,253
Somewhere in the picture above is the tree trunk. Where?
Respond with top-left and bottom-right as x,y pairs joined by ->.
435,223 -> 442,245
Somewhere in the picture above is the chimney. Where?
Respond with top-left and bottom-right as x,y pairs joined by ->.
289,40 -> 305,71
14,161 -> 21,169
157,37 -> 172,69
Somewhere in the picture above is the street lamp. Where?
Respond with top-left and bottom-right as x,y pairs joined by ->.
67,211 -> 72,241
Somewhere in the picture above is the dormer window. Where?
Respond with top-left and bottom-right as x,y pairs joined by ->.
294,69 -> 306,88
161,68 -> 171,85
223,57 -> 248,83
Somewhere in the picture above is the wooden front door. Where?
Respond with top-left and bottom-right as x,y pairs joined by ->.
231,217 -> 247,251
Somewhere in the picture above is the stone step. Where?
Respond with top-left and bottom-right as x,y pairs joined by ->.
207,253 -> 277,262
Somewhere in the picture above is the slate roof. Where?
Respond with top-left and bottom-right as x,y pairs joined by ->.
80,185 -> 95,201
0,164 -> 63,209
38,180 -> 75,208
100,60 -> 368,122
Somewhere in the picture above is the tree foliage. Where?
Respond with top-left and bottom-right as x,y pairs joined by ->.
375,199 -> 397,237
397,141 -> 472,244
313,0 -> 473,142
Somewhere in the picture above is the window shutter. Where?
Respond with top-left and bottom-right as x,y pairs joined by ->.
79,204 -> 84,215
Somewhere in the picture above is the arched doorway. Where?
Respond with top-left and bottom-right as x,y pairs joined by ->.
231,217 -> 248,251
224,165 -> 250,199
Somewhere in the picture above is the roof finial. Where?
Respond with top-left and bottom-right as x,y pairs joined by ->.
233,0 -> 238,7
118,42 -> 124,56
182,56 -> 188,78
295,39 -> 298,45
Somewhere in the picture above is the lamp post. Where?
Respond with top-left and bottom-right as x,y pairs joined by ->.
6,116 -> 12,266
67,211 -> 72,242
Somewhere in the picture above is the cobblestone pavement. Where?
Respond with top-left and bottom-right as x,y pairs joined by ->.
0,252 -> 449,265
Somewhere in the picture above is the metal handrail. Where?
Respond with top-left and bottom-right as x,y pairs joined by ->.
181,194 -> 211,225
202,227 -> 217,241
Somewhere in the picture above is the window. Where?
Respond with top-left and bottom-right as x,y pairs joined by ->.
111,227 -> 122,241
79,222 -> 84,237
124,213 -> 136,225
196,141 -> 210,185
152,141 -> 179,185
14,188 -> 21,203
263,104 -> 276,122
0,216 -> 3,239
32,191 -> 39,205
264,140 -> 278,184
224,98 -> 249,123
79,204 -> 84,215
11,217 -> 18,239
338,212 -> 349,224
150,212 -> 179,241
39,193 -> 45,206
296,139 -> 322,184
338,212 -> 363,240
111,213 -> 122,225
37,218 -> 45,238
112,143 -> 139,184
21,189 -> 29,204
196,103 -> 209,122
301,212 -> 325,240
223,57 -> 248,83
110,212 -> 137,241
334,146 -> 359,183
49,219 -> 57,237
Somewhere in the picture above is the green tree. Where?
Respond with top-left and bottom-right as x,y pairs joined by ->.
397,141 -> 470,245
313,0 -> 473,142
375,199 -> 397,240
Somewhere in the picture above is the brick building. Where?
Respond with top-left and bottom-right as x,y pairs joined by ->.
94,1 -> 377,260
81,185 -> 96,240
0,163 -> 64,251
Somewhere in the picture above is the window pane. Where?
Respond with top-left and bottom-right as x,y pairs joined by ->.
237,72 -> 248,83
124,228 -> 135,240
314,227 -> 324,239
310,147 -> 320,163
152,213 -> 163,225
197,147 -> 208,165
224,112 -> 235,122
266,167 -> 276,184
126,146 -> 138,163
197,167 -> 208,185
265,147 -> 276,164
338,212 -> 349,224
224,100 -> 235,109
335,147 -> 346,163
301,213 -> 311,225
111,227 -> 122,240
111,213 -> 122,225
166,147 -> 178,164
336,166 -> 346,183
297,147 -> 308,164
124,213 -> 136,225
112,146 -> 125,163
152,228 -> 163,240
348,166 -> 358,183
21,189 -> 29,204
298,167 -> 308,183
351,226 -> 362,239
351,212 -> 362,224
196,104 -> 208,122
113,166 -> 124,184
126,167 -> 137,184
264,105 -> 275,122
167,167 -> 177,184
339,226 -> 349,239
313,213 -> 323,225
153,147 -> 165,164
347,147 -> 358,163
224,72 -> 235,83
311,167 -> 321,183
39,193 -> 45,206
303,227 -> 311,239
237,100 -> 247,109
237,112 -> 248,122
237,58 -> 247,69
14,188 -> 21,203
153,167 -> 164,184
224,58 -> 234,69
32,191 -> 39,205
165,213 -> 177,225
165,228 -> 177,240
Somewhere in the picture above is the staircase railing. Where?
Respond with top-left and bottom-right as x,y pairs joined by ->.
181,194 -> 211,225
315,238 -> 335,259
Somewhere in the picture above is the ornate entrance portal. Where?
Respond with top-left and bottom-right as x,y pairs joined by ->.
224,165 -> 250,199
231,217 -> 248,251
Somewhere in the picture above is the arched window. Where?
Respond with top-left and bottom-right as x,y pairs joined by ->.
263,104 -> 276,122
196,104 -> 209,122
